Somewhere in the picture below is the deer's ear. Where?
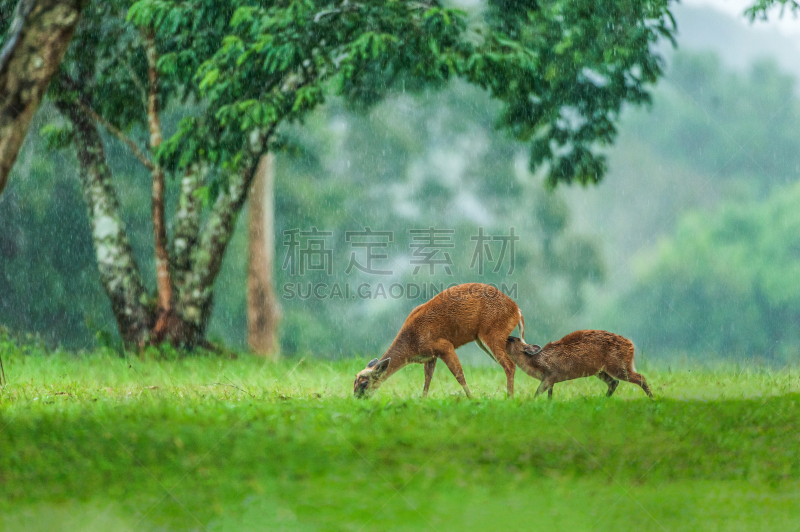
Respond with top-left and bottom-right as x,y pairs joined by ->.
367,358 -> 379,368
524,345 -> 542,356
374,358 -> 391,374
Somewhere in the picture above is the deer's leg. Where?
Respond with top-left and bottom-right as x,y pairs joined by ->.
435,342 -> 472,398
423,358 -> 437,397
483,336 -> 516,399
597,371 -> 619,397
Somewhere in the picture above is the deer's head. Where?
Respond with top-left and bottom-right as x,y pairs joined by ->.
353,357 -> 391,398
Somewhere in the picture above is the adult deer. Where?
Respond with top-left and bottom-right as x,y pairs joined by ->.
353,283 -> 526,398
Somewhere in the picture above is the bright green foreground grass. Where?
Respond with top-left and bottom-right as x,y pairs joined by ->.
1,347 -> 800,531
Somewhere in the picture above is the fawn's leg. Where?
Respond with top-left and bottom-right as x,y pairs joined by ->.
436,341 -> 472,398
626,371 -> 653,398
422,358 -> 437,397
535,374 -> 557,399
622,345 -> 653,398
609,367 -> 653,398
597,371 -> 619,397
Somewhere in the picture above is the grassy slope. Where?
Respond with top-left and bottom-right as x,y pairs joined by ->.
1,349 -> 799,531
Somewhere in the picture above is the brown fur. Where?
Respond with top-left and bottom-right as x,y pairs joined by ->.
354,283 -> 526,398
506,330 -> 653,399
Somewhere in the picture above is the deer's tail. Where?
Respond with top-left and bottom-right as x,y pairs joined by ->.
518,309 -> 526,344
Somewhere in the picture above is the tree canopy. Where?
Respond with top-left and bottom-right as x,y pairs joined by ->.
130,0 -> 676,188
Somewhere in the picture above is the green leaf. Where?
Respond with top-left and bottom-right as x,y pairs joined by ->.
230,6 -> 256,28
199,69 -> 220,91
158,53 -> 178,75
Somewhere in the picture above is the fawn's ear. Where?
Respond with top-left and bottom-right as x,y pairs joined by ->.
366,358 -> 379,368
373,358 -> 391,375
523,344 -> 542,356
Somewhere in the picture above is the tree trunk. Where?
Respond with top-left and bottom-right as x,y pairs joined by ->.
143,29 -> 174,340
175,137 -> 269,342
247,154 -> 281,358
0,0 -> 85,195
56,100 -> 153,346
176,170 -> 250,340
151,165 -> 205,347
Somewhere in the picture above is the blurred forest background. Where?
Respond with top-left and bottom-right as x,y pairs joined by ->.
1,3 -> 799,364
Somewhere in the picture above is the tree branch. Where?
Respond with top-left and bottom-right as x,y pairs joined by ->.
58,73 -> 154,172
76,100 -> 154,171
145,30 -> 163,151
121,57 -> 147,110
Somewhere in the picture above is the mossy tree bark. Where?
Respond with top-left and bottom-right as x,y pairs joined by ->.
56,99 -> 154,347
0,0 -> 85,195
170,165 -> 203,294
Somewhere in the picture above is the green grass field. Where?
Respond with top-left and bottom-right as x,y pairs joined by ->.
1,343 -> 800,531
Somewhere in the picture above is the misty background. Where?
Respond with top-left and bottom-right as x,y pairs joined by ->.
1,2 -> 799,365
